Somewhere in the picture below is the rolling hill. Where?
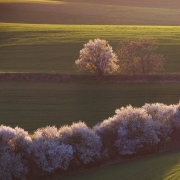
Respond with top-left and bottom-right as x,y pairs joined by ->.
0,0 -> 180,25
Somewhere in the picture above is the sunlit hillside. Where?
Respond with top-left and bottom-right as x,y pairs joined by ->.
0,23 -> 180,74
0,0 -> 180,25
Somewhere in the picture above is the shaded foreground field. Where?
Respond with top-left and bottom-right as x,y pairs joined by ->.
0,0 -> 180,25
62,150 -> 180,180
1,23 -> 180,74
0,82 -> 179,132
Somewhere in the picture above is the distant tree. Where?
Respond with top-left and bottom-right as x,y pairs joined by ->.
75,39 -> 119,76
116,38 -> 165,75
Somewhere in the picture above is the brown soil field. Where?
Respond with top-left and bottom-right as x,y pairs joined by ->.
0,0 -> 180,25
67,0 -> 180,8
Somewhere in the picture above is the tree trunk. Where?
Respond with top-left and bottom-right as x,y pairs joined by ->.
97,68 -> 104,81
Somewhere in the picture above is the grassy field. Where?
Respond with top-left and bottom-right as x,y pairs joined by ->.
0,1 -> 180,179
0,82 -> 179,132
0,1 -> 180,74
0,23 -> 180,74
61,150 -> 180,180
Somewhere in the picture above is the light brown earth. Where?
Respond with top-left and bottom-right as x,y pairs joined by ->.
0,0 -> 180,25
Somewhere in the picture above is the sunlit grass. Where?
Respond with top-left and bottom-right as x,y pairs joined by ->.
0,0 -> 66,4
62,150 -> 180,180
0,23 -> 180,74
1,23 -> 180,46
163,162 -> 180,180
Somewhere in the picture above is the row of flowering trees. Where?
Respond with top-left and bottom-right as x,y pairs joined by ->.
0,102 -> 180,179
75,38 -> 165,76
0,122 -> 103,180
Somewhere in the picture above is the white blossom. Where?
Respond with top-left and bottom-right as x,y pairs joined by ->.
75,39 -> 119,76
114,107 -> 159,155
142,103 -> 176,142
0,151 -> 28,180
31,126 -> 73,174
0,125 -> 29,180
33,126 -> 58,140
31,139 -> 73,173
58,121 -> 102,164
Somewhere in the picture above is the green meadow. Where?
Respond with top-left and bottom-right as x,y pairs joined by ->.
0,0 -> 179,134
0,82 -> 179,132
0,23 -> 180,74
62,150 -> 180,180
0,1 -> 180,179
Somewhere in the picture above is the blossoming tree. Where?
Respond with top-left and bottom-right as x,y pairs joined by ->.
75,39 -> 119,76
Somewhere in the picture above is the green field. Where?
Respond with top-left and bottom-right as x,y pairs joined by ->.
0,1 -> 180,74
0,1 -> 180,179
0,82 -> 179,132
61,150 -> 180,180
0,23 -> 180,74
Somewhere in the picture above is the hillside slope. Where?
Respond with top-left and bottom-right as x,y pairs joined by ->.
0,0 -> 180,25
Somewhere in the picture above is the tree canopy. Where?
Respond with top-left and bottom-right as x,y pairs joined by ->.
75,39 -> 119,76
116,38 -> 165,75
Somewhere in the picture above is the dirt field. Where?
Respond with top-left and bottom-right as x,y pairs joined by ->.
0,0 -> 180,25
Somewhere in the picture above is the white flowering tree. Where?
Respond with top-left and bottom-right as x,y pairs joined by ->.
0,102 -> 180,178
75,39 -> 119,76
172,102 -> 180,133
94,106 -> 159,156
142,103 -> 176,145
0,152 -> 28,180
31,126 -> 73,174
0,125 -> 29,180
58,122 -> 102,165
114,106 -> 159,155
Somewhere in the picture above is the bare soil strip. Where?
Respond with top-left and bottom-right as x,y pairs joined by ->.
0,73 -> 180,83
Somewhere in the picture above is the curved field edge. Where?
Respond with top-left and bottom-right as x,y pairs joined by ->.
0,23 -> 180,74
62,149 -> 180,180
